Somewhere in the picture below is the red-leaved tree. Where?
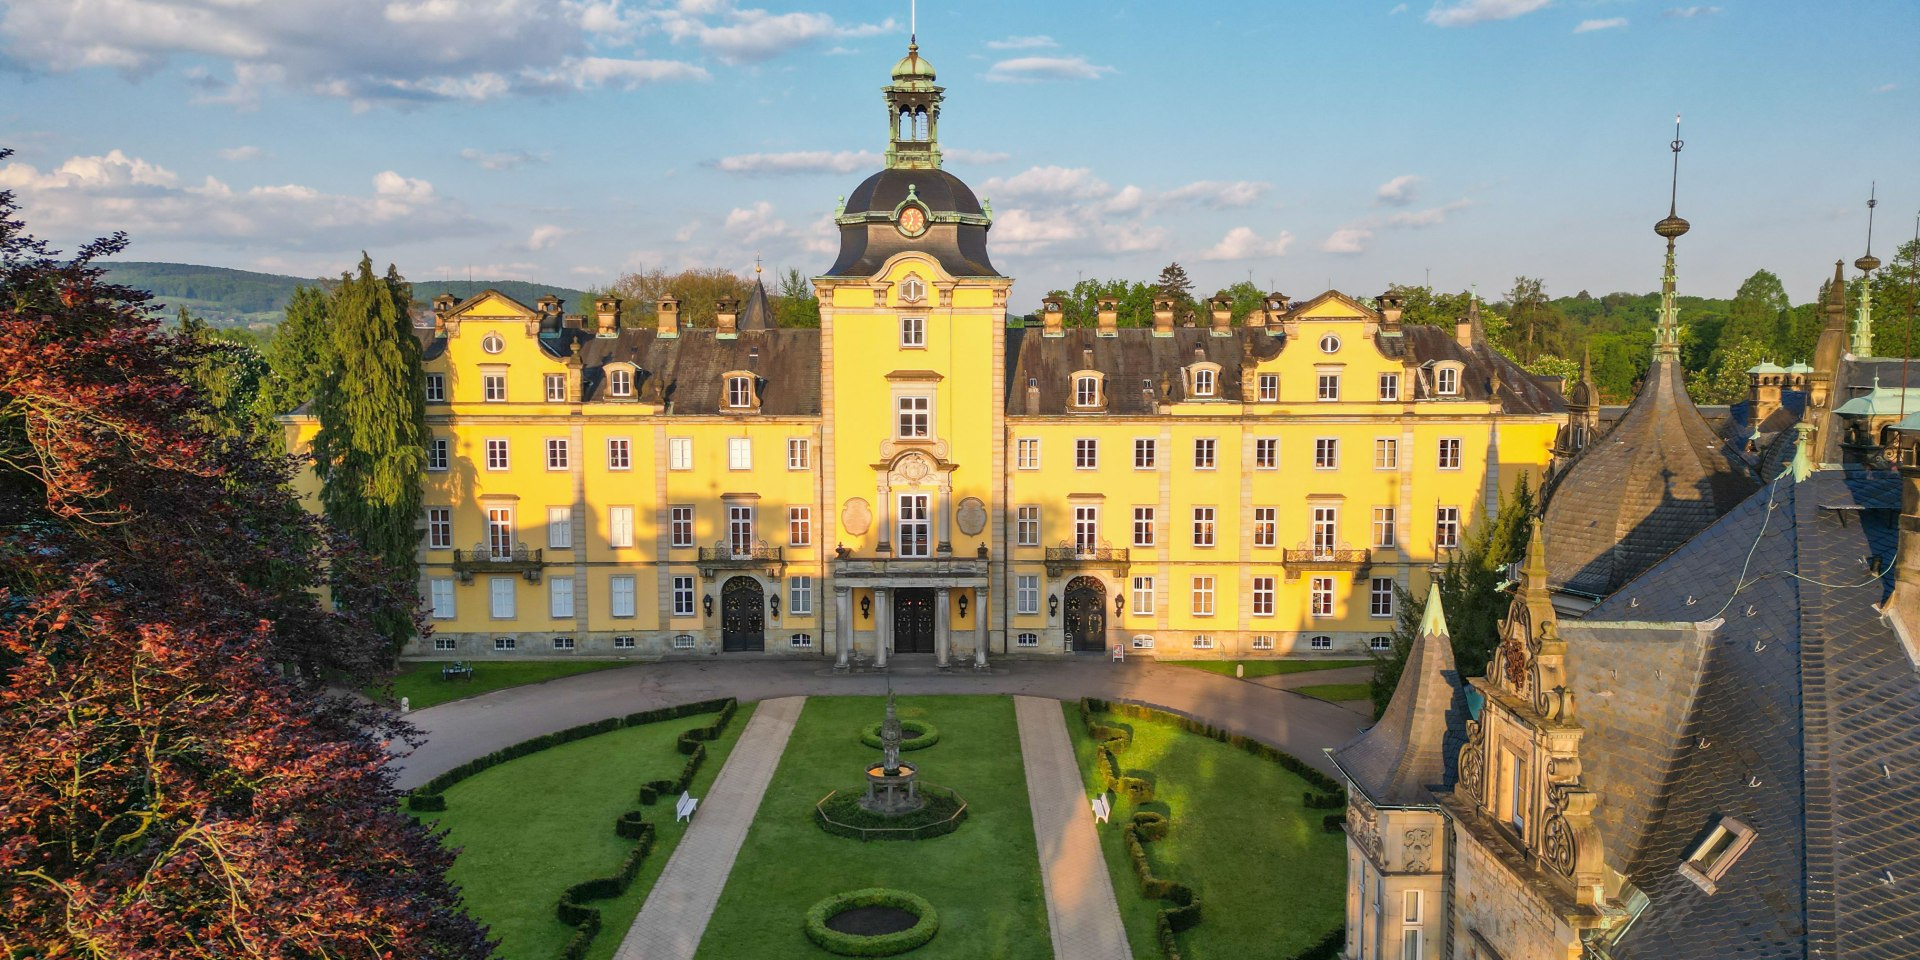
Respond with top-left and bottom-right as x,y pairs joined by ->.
0,150 -> 494,958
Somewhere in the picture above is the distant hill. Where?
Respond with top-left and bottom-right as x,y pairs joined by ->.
103,262 -> 592,330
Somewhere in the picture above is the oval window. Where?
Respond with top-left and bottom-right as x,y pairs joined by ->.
482,332 -> 505,354
1319,333 -> 1341,354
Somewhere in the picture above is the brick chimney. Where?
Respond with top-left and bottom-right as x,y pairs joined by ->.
715,296 -> 740,338
1041,295 -> 1065,337
1260,292 -> 1288,330
594,294 -> 621,338
1209,296 -> 1233,336
1096,296 -> 1118,337
1378,290 -> 1405,334
655,295 -> 679,339
1152,298 -> 1175,337
432,293 -> 458,336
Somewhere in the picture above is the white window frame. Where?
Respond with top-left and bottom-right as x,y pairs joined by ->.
434,636 -> 457,651
1438,437 -> 1462,470
1191,576 -> 1215,616
1133,507 -> 1156,548
1134,438 -> 1157,470
671,576 -> 695,617
789,575 -> 814,615
613,636 -> 636,649
1319,333 -> 1342,353
1375,437 -> 1398,470
1192,507 -> 1216,547
1017,438 -> 1041,470
1437,365 -> 1460,396
1313,437 -> 1339,470
896,395 -> 931,439
727,504 -> 756,557
900,315 -> 927,348
610,575 -> 637,618
427,436 -> 448,472
1370,578 -> 1395,618
1374,506 -> 1397,549
486,506 -> 514,560
1253,507 -> 1276,548
668,437 -> 692,471
1317,371 -> 1340,401
1075,438 -> 1099,470
727,437 -> 752,470
787,438 -> 811,470
609,505 -> 635,549
727,375 -> 752,408
494,635 -> 517,651
552,636 -> 574,650
1371,635 -> 1394,651
489,576 -> 516,619
429,578 -> 455,620
1310,576 -> 1335,618
897,492 -> 931,558
425,372 -> 446,402
427,507 -> 452,550
1075,375 -> 1100,407
1192,635 -> 1215,650
1072,506 -> 1099,554
1016,506 -> 1040,547
1016,574 -> 1040,615
1251,576 -> 1275,617
789,506 -> 812,546
670,505 -> 695,548
1257,373 -> 1279,402
485,438 -> 510,471
607,368 -> 631,398
606,437 -> 632,471
673,633 -> 697,649
1194,437 -> 1216,469
1378,372 -> 1400,402
546,373 -> 568,402
548,506 -> 573,549
1251,635 -> 1274,650
789,632 -> 814,648
1254,437 -> 1278,470
1436,507 -> 1461,550
1192,367 -> 1216,397
1312,506 -> 1338,559
1131,576 -> 1155,616
545,437 -> 569,471
482,371 -> 507,402
550,576 -> 575,619
1017,632 -> 1040,647
1308,635 -> 1333,649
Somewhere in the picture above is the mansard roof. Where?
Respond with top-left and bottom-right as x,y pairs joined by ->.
1541,357 -> 1758,599
1331,585 -> 1467,807
570,326 -> 820,415
1568,470 -> 1920,960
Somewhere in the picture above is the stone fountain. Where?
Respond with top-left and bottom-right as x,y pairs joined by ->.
859,691 -> 925,816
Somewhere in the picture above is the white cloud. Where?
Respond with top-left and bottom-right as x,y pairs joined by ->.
527,224 -> 568,251
1661,5 -> 1721,17
989,208 -> 1084,254
460,148 -> 551,172
722,200 -> 793,246
1101,225 -> 1168,254
0,149 -> 483,250
1322,227 -> 1374,255
985,35 -> 1057,50
985,56 -> 1116,82
427,261 -> 544,282
1389,2 -> 1409,12
651,3 -> 896,65
1386,198 -> 1474,227
217,145 -> 262,162
1375,174 -> 1424,206
981,165 -> 1112,201
1424,0 -> 1552,27
1162,180 -> 1271,210
1102,185 -> 1146,215
1200,226 -> 1294,261
674,220 -> 701,242
1874,83 -> 1898,94
708,150 -> 879,175
1574,17 -> 1627,32
0,0 -> 711,107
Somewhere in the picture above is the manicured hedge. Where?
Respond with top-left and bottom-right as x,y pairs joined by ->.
858,719 -> 941,751
1078,697 -> 1342,795
803,888 -> 940,957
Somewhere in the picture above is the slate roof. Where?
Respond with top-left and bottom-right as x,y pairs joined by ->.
1571,469 -> 1920,959
737,277 -> 774,331
1542,357 -> 1758,599
825,167 -> 1000,279
568,326 -> 821,415
1332,586 -> 1468,806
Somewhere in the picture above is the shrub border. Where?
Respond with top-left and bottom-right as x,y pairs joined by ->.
802,887 -> 940,957
857,719 -> 941,752
1076,697 -> 1344,960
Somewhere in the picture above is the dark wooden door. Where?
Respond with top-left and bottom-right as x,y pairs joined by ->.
894,588 -> 936,653
1064,576 -> 1107,652
721,576 -> 765,652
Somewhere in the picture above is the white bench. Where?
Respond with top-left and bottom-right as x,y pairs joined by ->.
1110,643 -> 1125,663
675,791 -> 699,823
1090,792 -> 1112,824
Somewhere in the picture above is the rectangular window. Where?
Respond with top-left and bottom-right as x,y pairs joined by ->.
789,575 -> 814,615
1436,507 -> 1461,549
787,438 -> 811,470
1374,507 -> 1397,548
434,636 -> 457,651
1193,368 -> 1216,396
427,507 -> 452,550
1017,506 -> 1040,547
1192,507 -> 1216,547
789,507 -> 811,546
1253,507 -> 1276,548
1192,635 -> 1214,650
607,368 -> 632,397
1017,575 -> 1040,615
607,437 -> 631,470
550,577 -> 575,619
1312,506 -> 1338,558
552,636 -> 574,650
728,505 -> 755,557
1311,577 -> 1335,618
1075,438 -> 1099,469
1134,438 -> 1157,469
427,436 -> 448,471
727,437 -> 752,470
483,372 -> 507,402
1438,366 -> 1459,395
726,376 -> 752,408
486,506 -> 514,560
1378,372 -> 1400,402
901,316 -> 926,347
671,576 -> 694,617
668,437 -> 692,470
1438,437 -> 1462,470
1375,437 -> 1398,470
1317,372 -> 1340,401
489,576 -> 516,619
546,438 -> 569,471
610,575 -> 637,618
1252,576 -> 1275,616
1402,928 -> 1422,960
1371,578 -> 1395,618
671,506 -> 694,548
897,396 -> 931,439
897,493 -> 930,557
1504,749 -> 1527,830
1017,632 -> 1040,648
1131,576 -> 1155,616
1193,438 -> 1216,469
485,438 -> 510,471
1133,507 -> 1156,548
1254,437 -> 1278,470
429,578 -> 455,619
545,373 -> 567,402
609,506 -> 635,549
1075,376 -> 1099,407
547,506 -> 573,549
613,636 -> 636,649
425,372 -> 446,403
1017,438 -> 1040,469
1314,437 -> 1338,470
1073,506 -> 1099,554
1251,635 -> 1274,650
1258,373 -> 1279,402
1191,576 -> 1215,616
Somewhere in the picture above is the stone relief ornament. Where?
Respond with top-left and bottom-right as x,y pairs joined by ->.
1347,794 -> 1382,860
956,497 -> 988,536
1458,719 -> 1486,804
1402,828 -> 1434,873
843,498 -> 872,536
892,453 -> 932,484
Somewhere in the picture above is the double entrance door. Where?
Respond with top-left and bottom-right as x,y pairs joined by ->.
721,576 -> 764,652
892,588 -> 936,654
1064,576 -> 1107,653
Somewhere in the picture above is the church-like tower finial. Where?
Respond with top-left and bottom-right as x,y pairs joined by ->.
883,30 -> 943,170
1653,115 -> 1690,364
1854,183 -> 1880,356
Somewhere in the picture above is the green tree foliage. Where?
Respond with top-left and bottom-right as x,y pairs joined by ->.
1156,261 -> 1197,325
1721,269 -> 1791,355
1869,237 -> 1920,357
603,266 -> 753,328
1051,278 -> 1159,327
1500,276 -> 1565,362
260,284 -> 332,421
1690,335 -> 1774,406
1220,280 -> 1265,322
175,306 -> 274,443
1369,476 -> 1535,718
775,266 -> 821,327
310,255 -> 426,648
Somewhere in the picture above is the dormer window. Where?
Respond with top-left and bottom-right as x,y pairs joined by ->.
1678,816 -> 1756,895
900,274 -> 926,304
1319,333 -> 1341,353
727,375 -> 753,409
482,332 -> 505,354
608,367 -> 633,398
1436,364 -> 1461,396
1073,373 -> 1103,408
1193,368 -> 1215,397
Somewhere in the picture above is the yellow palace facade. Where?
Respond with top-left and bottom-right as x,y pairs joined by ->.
286,42 -> 1566,666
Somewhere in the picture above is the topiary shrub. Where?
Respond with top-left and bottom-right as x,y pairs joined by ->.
1303,791 -> 1344,809
803,888 -> 940,956
1322,814 -> 1345,834
858,719 -> 940,751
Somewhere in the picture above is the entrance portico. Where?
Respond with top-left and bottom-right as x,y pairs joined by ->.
833,556 -> 990,670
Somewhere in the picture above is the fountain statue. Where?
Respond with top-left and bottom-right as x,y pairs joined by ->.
860,690 -> 925,815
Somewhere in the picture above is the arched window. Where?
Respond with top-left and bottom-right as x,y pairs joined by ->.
1075,375 -> 1100,407
1017,632 -> 1039,647
727,376 -> 753,408
1436,363 -> 1461,396
609,367 -> 632,397
1193,368 -> 1216,397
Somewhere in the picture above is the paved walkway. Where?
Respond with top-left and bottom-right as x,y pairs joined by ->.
1015,696 -> 1131,960
612,696 -> 806,960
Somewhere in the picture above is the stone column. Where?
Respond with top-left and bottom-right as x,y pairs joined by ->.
974,586 -> 989,669
874,587 -> 891,669
877,482 -> 893,554
937,478 -> 953,556
934,588 -> 951,667
834,586 -> 852,670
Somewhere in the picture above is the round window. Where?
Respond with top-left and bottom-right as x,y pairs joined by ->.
1319,333 -> 1341,354
482,332 -> 505,354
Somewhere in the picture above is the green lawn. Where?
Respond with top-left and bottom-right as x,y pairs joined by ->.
378,659 -> 633,711
696,696 -> 1051,960
1294,683 -> 1372,703
1165,659 -> 1369,678
1064,702 -> 1346,959
417,703 -> 755,960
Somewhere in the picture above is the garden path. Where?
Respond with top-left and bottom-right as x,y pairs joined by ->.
611,696 -> 806,960
1015,695 -> 1131,960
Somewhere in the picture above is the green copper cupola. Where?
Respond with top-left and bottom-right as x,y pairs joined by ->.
884,40 -> 943,170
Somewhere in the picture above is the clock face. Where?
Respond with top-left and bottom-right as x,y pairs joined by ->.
897,206 -> 927,237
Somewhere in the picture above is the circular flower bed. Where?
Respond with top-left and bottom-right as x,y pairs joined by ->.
804,888 -> 939,956
859,719 -> 940,751
816,785 -> 968,842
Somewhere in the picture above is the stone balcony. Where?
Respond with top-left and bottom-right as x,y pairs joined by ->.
696,539 -> 785,580
451,542 -> 544,584
1281,544 -> 1371,580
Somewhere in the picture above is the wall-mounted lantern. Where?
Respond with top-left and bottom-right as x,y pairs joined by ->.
1048,593 -> 1060,620
957,593 -> 969,618
1114,593 -> 1125,617
861,595 -> 873,620
703,594 -> 714,619
769,592 -> 781,619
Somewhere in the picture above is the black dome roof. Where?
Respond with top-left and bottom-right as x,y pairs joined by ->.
844,167 -> 984,216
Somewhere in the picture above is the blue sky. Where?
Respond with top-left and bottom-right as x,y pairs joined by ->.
1,0 -> 1913,309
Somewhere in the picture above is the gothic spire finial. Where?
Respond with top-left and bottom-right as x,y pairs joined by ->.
1855,186 -> 1879,355
1653,114 -> 1689,364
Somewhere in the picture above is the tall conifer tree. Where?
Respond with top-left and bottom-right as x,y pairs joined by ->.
311,255 -> 426,647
